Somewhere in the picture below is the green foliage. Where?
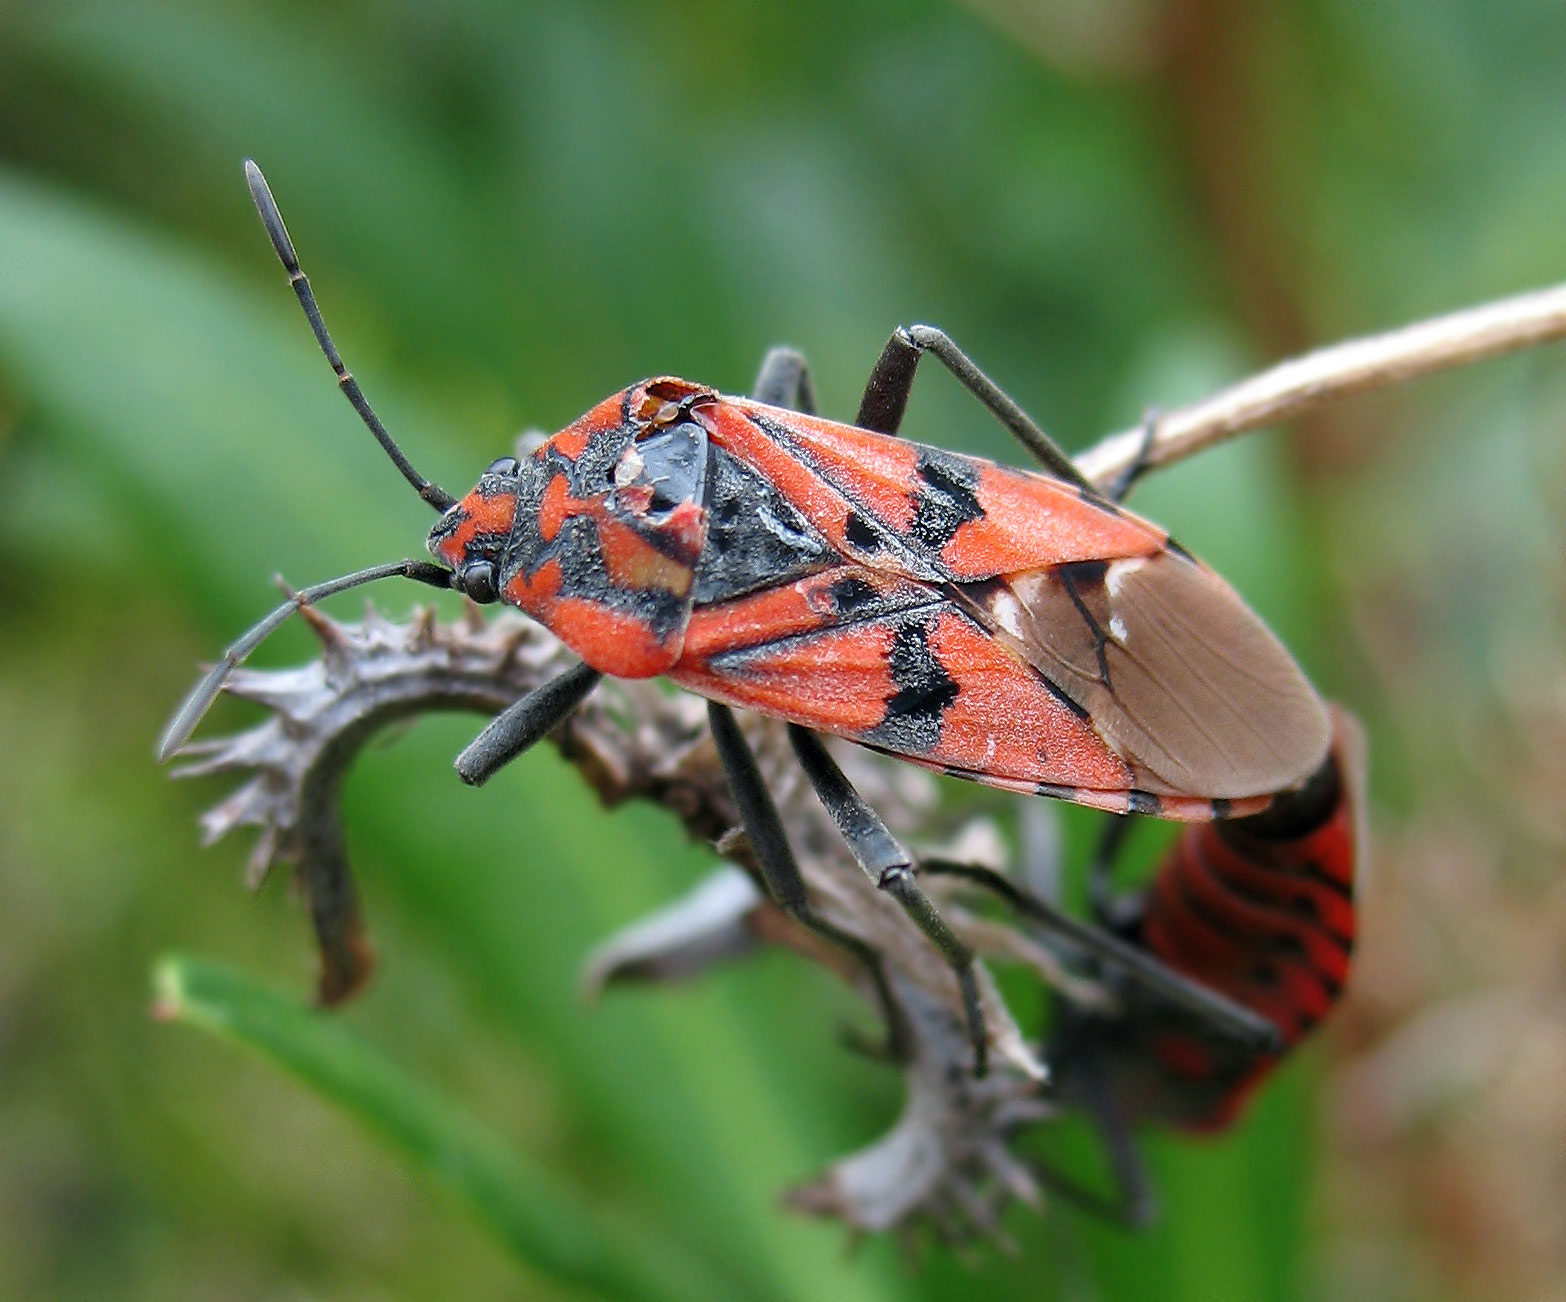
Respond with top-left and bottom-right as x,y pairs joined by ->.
152,956 -> 746,1301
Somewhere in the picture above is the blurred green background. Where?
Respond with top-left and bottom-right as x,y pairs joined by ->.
3,1 -> 1565,1298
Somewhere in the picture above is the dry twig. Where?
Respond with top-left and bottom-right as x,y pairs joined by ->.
1076,280 -> 1566,486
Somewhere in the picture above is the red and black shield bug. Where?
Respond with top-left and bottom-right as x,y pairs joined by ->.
161,162 -> 1331,1077
996,706 -> 1365,1223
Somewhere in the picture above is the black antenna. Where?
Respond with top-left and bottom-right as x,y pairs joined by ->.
243,159 -> 457,513
157,559 -> 453,760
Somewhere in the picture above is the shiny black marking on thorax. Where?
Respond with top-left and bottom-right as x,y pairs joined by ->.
692,446 -> 836,605
909,447 -> 984,550
867,614 -> 961,753
614,421 -> 707,523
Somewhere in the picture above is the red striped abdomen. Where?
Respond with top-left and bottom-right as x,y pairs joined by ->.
1135,707 -> 1366,1130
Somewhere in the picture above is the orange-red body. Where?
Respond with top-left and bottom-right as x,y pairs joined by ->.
430,377 -> 1330,823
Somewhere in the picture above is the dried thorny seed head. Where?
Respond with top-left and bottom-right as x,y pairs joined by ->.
169,605 -> 1112,1241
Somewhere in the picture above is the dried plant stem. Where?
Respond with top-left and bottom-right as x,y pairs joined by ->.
1076,280 -> 1566,486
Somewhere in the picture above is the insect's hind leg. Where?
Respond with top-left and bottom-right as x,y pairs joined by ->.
785,725 -> 989,1077
1029,1050 -> 1158,1228
707,703 -> 910,1061
916,857 -> 1280,1052
1087,813 -> 1140,930
855,324 -> 1095,491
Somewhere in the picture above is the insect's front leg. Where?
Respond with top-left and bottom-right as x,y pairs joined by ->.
707,703 -> 910,1061
784,725 -> 989,1077
855,324 -> 1092,490
454,660 -> 603,786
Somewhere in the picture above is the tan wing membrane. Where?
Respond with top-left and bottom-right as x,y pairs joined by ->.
973,552 -> 1330,800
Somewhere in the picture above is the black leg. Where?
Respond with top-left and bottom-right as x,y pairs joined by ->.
1101,406 -> 1160,504
917,858 -> 1280,1053
454,660 -> 603,786
707,703 -> 909,1060
855,324 -> 1095,492
1087,814 -> 1139,930
751,345 -> 819,414
786,725 -> 988,1077
1029,1060 -> 1157,1229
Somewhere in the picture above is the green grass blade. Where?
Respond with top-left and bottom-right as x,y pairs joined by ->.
152,955 -> 747,1302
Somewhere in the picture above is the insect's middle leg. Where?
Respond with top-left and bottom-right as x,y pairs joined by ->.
785,724 -> 989,1077
707,703 -> 909,1060
855,324 -> 1094,492
751,345 -> 819,414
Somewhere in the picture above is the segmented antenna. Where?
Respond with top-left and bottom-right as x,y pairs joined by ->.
157,559 -> 454,760
243,159 -> 456,513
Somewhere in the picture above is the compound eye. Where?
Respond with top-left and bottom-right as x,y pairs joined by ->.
458,560 -> 498,604
485,456 -> 521,477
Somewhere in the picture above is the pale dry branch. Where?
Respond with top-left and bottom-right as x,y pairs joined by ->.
1076,280 -> 1566,487
172,608 -> 1066,1240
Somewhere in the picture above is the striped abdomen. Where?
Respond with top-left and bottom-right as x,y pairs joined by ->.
1133,707 -> 1366,1131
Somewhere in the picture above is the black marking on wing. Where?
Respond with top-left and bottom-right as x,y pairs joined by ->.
743,409 -> 937,575
825,575 -> 882,616
1127,791 -> 1162,816
702,587 -> 946,660
863,616 -> 961,754
692,446 -> 836,604
845,510 -> 883,553
909,447 -> 984,550
1057,560 -> 1113,686
950,577 -> 1096,724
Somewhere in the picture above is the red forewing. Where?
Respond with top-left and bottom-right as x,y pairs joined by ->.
957,551 -> 1331,802
669,567 -> 1145,800
693,394 -> 1329,807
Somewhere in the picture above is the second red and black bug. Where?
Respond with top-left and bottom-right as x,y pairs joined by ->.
162,161 -> 1333,1077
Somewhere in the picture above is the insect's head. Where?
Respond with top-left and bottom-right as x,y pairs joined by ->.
426,456 -> 523,603
427,378 -> 717,606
